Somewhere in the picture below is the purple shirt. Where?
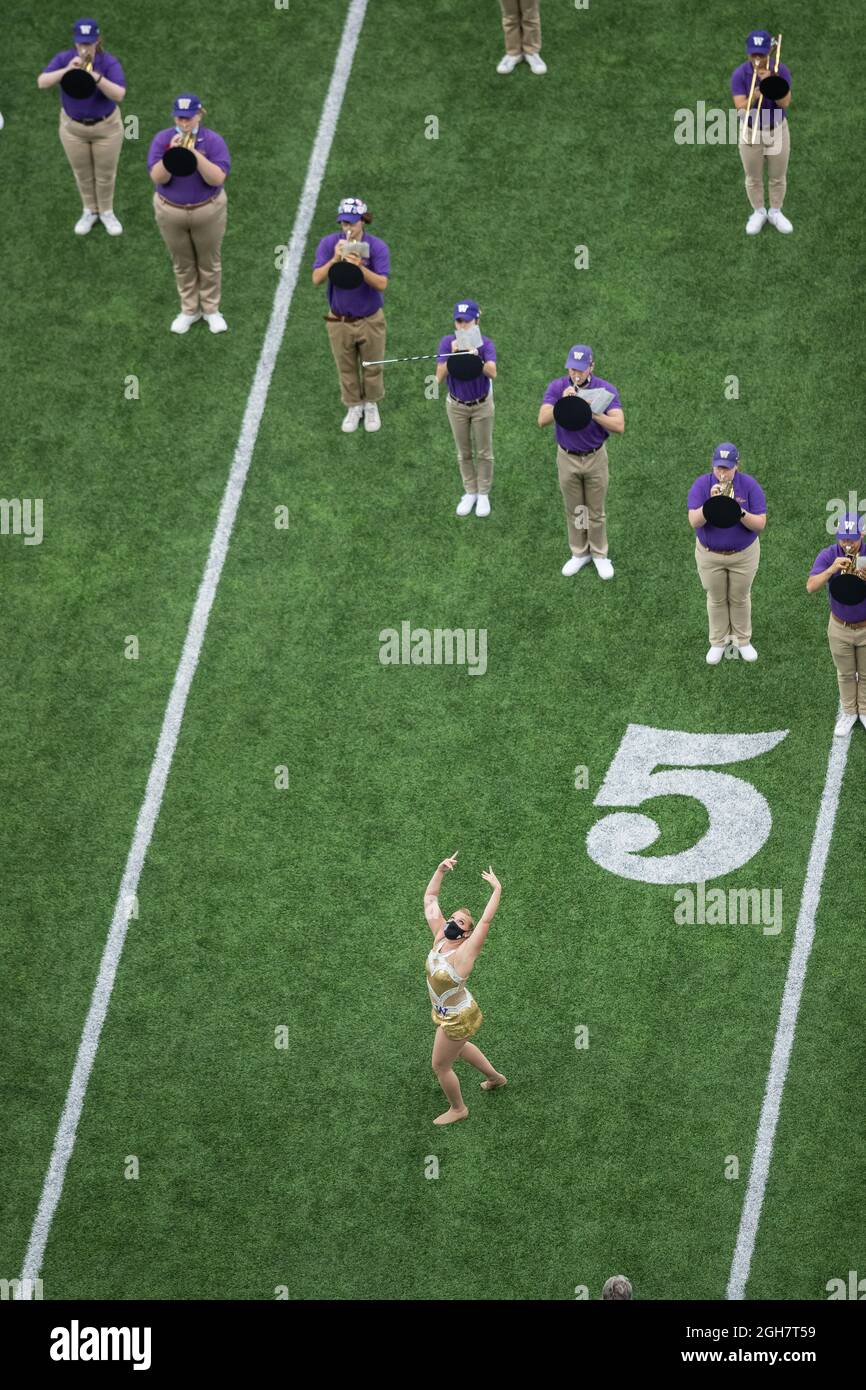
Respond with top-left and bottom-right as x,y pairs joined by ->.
313,232 -> 390,317
147,127 -> 231,205
688,471 -> 765,551
542,374 -> 622,453
810,544 -> 866,624
437,334 -> 496,401
43,48 -> 125,120
731,60 -> 792,128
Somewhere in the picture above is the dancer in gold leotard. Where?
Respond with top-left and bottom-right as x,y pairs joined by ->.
423,852 -> 505,1125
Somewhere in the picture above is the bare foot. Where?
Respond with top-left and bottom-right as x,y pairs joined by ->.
433,1106 -> 469,1125
481,1072 -> 507,1091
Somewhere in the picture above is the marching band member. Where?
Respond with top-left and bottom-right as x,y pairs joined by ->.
147,95 -> 230,334
423,853 -> 505,1126
538,345 -> 624,579
434,300 -> 497,517
312,198 -> 390,433
687,443 -> 766,664
37,17 -> 126,236
496,1 -> 547,74
731,29 -> 793,235
807,513 -> 866,737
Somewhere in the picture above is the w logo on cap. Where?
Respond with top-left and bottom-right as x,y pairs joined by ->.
177,98 -> 192,110
80,24 -> 92,32
574,352 -> 584,359
753,35 -> 765,44
844,521 -> 858,533
458,303 -> 469,313
719,450 -> 730,458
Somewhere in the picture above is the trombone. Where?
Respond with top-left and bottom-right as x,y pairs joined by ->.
747,33 -> 782,145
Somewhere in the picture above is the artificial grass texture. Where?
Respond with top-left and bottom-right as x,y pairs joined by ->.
1,0 -> 864,1299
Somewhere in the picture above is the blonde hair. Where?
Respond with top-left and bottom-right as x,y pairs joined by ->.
454,907 -> 475,931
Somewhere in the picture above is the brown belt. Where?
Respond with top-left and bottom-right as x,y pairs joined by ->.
564,446 -> 600,457
831,613 -> 866,630
157,192 -> 219,209
324,312 -> 367,324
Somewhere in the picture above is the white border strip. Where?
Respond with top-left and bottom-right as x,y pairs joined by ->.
726,725 -> 852,1299
16,0 -> 369,1297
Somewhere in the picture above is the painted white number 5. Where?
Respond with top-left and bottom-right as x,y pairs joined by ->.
586,724 -> 788,884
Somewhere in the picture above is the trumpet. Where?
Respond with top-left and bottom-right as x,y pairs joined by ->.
180,127 -> 197,149
711,476 -> 736,498
749,33 -> 782,145
839,548 -> 864,577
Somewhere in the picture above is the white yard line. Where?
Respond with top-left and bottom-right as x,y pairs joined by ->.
16,0 -> 369,1297
726,726 -> 852,1300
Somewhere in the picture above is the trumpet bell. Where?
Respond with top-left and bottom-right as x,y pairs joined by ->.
162,145 -> 198,177
446,352 -> 485,382
60,67 -> 97,98
553,394 -> 593,430
328,260 -> 365,289
829,572 -> 866,605
702,494 -> 743,528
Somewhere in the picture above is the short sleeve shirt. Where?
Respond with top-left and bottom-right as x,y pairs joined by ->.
688,471 -> 766,551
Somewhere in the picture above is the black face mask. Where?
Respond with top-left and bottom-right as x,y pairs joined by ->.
443,919 -> 466,940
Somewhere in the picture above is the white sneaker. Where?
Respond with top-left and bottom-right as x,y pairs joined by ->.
834,713 -> 857,737
341,405 -> 365,433
592,556 -> 614,580
496,53 -> 523,74
456,493 -> 477,517
746,207 -> 768,235
562,554 -> 591,576
363,401 -> 381,432
74,209 -> 98,236
706,645 -> 726,666
203,311 -> 228,334
99,210 -> 123,236
475,495 -> 491,518
524,52 -> 547,74
767,207 -> 793,234
737,643 -> 758,661
170,311 -> 202,334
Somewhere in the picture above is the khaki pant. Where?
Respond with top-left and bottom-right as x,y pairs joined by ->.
153,189 -> 227,315
59,106 -> 123,212
827,617 -> 866,714
557,444 -> 609,557
739,117 -> 790,210
499,0 -> 542,54
445,393 -> 495,494
695,538 -> 760,645
325,308 -> 386,406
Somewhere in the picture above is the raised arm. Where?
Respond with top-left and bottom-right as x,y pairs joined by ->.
461,868 -> 501,965
424,852 -> 458,934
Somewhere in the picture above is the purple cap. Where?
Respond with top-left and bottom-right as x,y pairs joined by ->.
72,18 -> 100,42
712,443 -> 739,467
453,300 -> 480,321
565,345 -> 593,371
746,29 -> 773,55
337,197 -> 368,223
173,93 -> 202,117
836,513 -> 865,542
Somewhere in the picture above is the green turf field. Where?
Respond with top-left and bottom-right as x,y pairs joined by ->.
2,0 -> 865,1302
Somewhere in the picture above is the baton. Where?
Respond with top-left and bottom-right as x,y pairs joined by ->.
361,352 -> 461,367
